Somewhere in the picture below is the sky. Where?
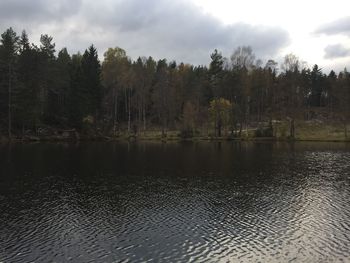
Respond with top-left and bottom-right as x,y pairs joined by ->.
0,0 -> 350,72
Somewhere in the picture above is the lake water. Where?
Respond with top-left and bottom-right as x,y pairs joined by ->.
0,141 -> 350,262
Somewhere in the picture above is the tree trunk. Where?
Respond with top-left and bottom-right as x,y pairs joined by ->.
290,118 -> 295,138
161,115 -> 166,138
239,118 -> 243,137
128,88 -> 131,133
124,88 -> 128,121
113,90 -> 118,136
138,98 -> 142,132
8,63 -> 12,140
143,102 -> 146,133
214,99 -> 218,137
218,116 -> 222,137
345,122 -> 348,138
245,98 -> 249,137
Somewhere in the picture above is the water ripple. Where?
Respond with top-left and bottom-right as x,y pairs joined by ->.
0,142 -> 350,262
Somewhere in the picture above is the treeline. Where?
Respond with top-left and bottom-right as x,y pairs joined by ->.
0,28 -> 349,139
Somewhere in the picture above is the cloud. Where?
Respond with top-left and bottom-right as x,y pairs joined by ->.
315,16 -> 350,36
324,44 -> 350,59
0,0 -> 82,23
83,0 -> 290,64
0,0 -> 290,65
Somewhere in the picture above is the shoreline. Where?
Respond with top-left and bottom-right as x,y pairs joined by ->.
1,134 -> 349,144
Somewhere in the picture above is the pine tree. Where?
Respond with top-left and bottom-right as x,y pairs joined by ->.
81,45 -> 102,117
209,49 -> 224,136
69,45 -> 102,131
39,34 -> 57,124
0,28 -> 19,138
17,32 -> 42,132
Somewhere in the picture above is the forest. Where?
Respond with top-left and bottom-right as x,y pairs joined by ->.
0,27 -> 349,140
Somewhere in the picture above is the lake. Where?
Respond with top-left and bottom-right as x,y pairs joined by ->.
0,141 -> 350,262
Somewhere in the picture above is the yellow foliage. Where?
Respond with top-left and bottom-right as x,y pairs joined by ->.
208,98 -> 233,134
83,115 -> 94,124
209,98 -> 232,118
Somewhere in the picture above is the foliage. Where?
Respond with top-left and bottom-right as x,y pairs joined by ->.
0,27 -> 350,139
208,98 -> 232,136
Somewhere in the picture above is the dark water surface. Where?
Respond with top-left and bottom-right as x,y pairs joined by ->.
0,141 -> 350,262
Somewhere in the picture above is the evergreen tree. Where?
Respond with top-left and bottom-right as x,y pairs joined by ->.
153,59 -> 169,136
69,53 -> 84,128
0,26 -> 350,139
0,28 -> 19,138
310,64 -> 325,107
39,34 -> 57,124
81,45 -> 102,117
16,35 -> 42,131
209,49 -> 224,136
69,45 -> 102,130
49,48 -> 71,126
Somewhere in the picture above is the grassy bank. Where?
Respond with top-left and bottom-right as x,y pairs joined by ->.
1,121 -> 349,143
111,122 -> 350,142
272,121 -> 349,142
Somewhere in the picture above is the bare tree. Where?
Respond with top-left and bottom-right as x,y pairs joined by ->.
230,46 -> 256,71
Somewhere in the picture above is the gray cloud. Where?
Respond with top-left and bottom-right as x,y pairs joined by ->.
0,0 -> 82,23
315,16 -> 350,36
324,44 -> 350,59
0,0 -> 290,65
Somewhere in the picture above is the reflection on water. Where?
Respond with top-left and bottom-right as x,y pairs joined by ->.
0,142 -> 350,262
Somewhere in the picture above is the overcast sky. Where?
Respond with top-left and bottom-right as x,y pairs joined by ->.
1,0 -> 350,72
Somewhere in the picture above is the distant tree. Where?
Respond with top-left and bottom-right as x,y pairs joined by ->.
143,57 -> 156,130
123,64 -> 135,133
209,49 -> 224,136
309,64 -> 326,107
0,28 -> 19,139
131,56 -> 156,133
192,66 -> 211,133
208,98 -> 232,136
102,47 -> 129,134
182,101 -> 196,134
262,62 -> 278,122
39,34 -> 56,122
19,30 -> 29,53
69,52 -> 84,128
281,53 -> 301,73
230,46 -> 259,133
336,69 -> 350,137
250,67 -> 266,121
326,70 -> 337,118
81,45 -> 102,121
264,59 -> 278,73
1,26 -> 350,140
53,48 -> 72,125
230,46 -> 256,71
16,34 -> 42,132
66,45 -> 102,131
40,34 -> 55,59
153,59 -> 170,137
279,53 -> 304,137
